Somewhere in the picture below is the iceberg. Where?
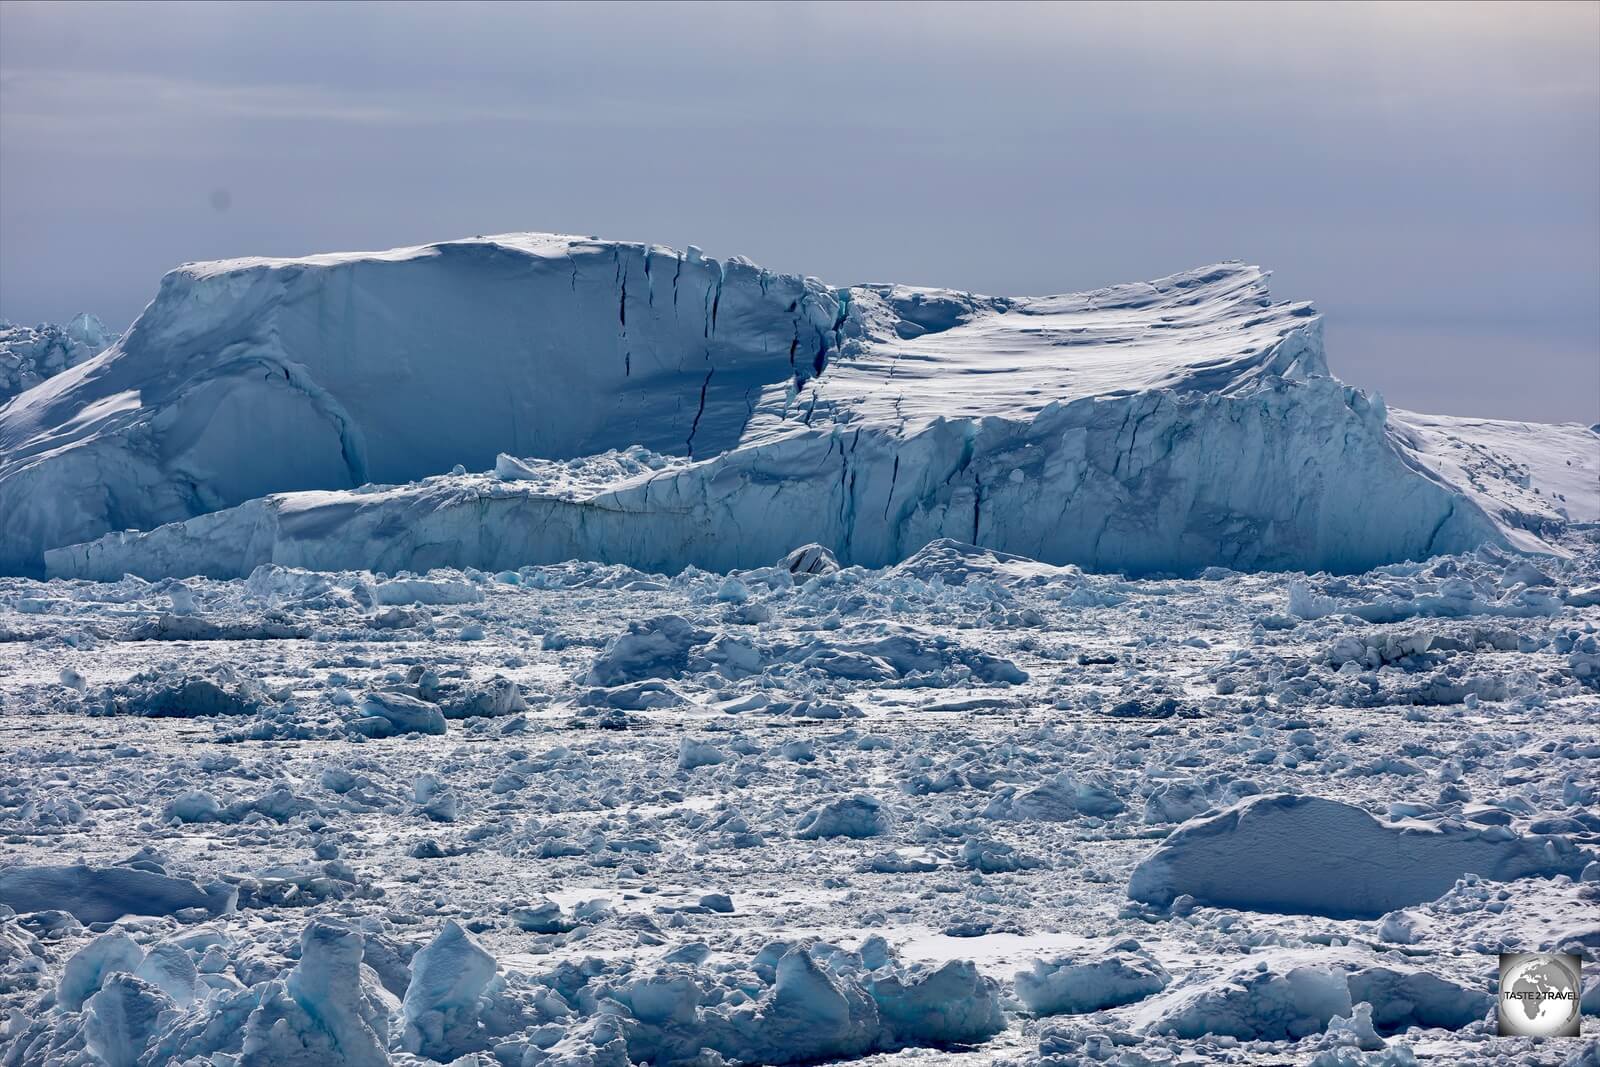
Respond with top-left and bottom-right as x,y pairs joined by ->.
82,974 -> 174,1067
0,862 -> 237,924
1128,947 -> 1487,1041
0,312 -> 117,402
4,233 -> 1592,579
59,932 -> 145,1012
240,919 -> 391,1067
1126,793 -> 1592,919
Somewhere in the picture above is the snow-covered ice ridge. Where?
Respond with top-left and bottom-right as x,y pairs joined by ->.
0,314 -> 118,403
3,233 -> 1593,578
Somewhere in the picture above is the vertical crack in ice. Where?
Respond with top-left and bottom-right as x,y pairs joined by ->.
830,288 -> 852,356
840,429 -> 861,556
887,345 -> 905,381
705,261 -> 726,339
946,425 -> 977,485
972,470 -> 983,544
639,467 -> 669,507
240,355 -> 368,487
838,443 -> 851,551
1090,510 -> 1116,566
617,252 -> 630,376
1113,403 -> 1159,481
686,368 -> 714,458
883,453 -> 900,520
1423,498 -> 1458,557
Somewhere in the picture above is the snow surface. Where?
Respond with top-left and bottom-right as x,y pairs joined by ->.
1389,410 -> 1600,549
3,233 -> 1593,578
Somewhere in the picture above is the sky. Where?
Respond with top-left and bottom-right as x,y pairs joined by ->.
1,0 -> 1596,423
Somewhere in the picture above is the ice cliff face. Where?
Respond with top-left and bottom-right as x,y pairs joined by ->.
1,236 -> 843,575
1,233 -> 1591,579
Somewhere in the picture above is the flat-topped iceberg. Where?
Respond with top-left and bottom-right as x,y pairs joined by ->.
4,233 -> 1593,579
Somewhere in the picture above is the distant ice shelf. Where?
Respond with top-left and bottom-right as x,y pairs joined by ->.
2,233 -> 1594,580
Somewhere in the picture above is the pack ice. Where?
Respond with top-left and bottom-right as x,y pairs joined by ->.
3,233 -> 1593,579
3,232 -> 1600,1067
3,536 -> 1599,1067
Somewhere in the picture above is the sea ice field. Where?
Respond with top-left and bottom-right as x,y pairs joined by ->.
0,234 -> 1596,1067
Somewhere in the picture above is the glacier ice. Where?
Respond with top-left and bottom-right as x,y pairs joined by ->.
3,233 -> 1592,580
1014,950 -> 1171,1015
583,614 -> 712,687
132,943 -> 200,1006
591,942 -> 1006,1066
1388,409 -> 1598,554
0,863 -> 237,924
1,235 -> 838,576
81,973 -> 172,1067
1127,947 -> 1487,1041
58,932 -> 143,1012
239,919 -> 390,1067
1126,792 -> 1592,918
400,919 -> 497,1058
794,794 -> 891,840
354,691 -> 448,737
0,313 -> 117,402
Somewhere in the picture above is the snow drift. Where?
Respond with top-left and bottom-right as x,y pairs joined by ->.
3,233 -> 1591,579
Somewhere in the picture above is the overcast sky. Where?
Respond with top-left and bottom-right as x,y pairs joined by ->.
1,1 -> 1596,422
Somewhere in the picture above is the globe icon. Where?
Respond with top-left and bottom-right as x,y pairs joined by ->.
1499,953 -> 1581,1038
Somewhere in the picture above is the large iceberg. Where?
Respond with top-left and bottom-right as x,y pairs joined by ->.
3,233 -> 1593,579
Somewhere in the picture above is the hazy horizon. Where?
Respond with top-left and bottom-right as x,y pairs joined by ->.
2,0 -> 1596,422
